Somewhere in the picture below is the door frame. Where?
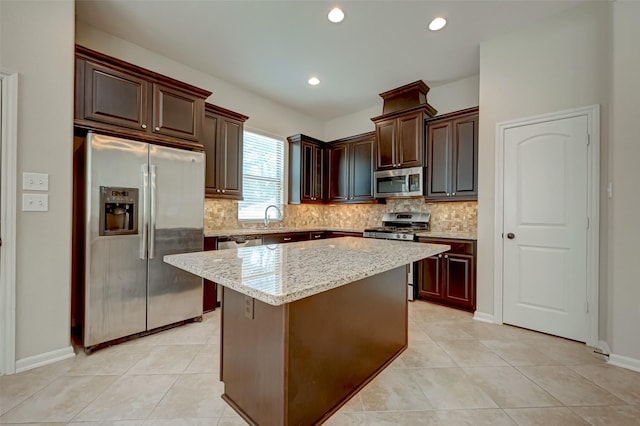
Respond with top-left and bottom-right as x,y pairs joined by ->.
493,105 -> 600,347
1,72 -> 18,375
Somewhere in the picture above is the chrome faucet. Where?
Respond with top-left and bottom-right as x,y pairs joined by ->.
264,205 -> 282,228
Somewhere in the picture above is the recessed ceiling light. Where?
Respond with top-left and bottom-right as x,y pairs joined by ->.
308,77 -> 320,86
429,17 -> 447,31
328,7 -> 344,23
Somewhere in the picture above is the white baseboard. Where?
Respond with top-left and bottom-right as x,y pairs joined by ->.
608,352 -> 640,373
473,311 -> 495,324
592,340 -> 611,354
15,346 -> 75,373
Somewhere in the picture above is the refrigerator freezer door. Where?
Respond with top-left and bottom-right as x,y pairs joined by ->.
85,133 -> 149,347
147,144 -> 205,330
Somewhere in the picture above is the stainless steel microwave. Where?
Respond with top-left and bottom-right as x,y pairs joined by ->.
374,167 -> 424,198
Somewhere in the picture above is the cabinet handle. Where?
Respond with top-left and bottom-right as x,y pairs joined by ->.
438,254 -> 442,258
155,126 -> 160,131
221,189 -> 226,193
216,189 -> 221,193
452,192 -> 456,196
444,254 -> 449,258
283,237 -> 292,241
141,124 -> 147,129
446,192 -> 450,196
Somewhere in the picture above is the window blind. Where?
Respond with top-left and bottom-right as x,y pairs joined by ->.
238,131 -> 285,221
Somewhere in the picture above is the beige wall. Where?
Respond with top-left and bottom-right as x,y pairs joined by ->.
608,1 -> 640,364
1,1 -> 75,361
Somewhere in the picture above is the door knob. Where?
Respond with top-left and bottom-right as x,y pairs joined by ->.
507,233 -> 515,239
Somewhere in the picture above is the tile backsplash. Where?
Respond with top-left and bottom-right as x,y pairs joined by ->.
205,199 -> 477,233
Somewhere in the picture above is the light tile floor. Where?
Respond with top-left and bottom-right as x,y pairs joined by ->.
1,301 -> 639,425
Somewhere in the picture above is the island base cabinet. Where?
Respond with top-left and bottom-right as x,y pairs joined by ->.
220,266 -> 408,426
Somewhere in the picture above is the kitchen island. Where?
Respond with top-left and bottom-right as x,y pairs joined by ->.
165,237 -> 449,425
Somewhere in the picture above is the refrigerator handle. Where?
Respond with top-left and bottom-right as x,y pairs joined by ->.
140,164 -> 149,259
150,164 -> 157,259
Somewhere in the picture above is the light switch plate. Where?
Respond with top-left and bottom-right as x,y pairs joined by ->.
23,172 -> 49,191
22,193 -> 49,211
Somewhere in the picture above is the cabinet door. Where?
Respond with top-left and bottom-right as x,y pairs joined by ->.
443,253 -> 475,310
301,142 -> 315,201
375,118 -> 396,170
426,120 -> 452,198
152,84 -> 203,142
301,142 -> 324,202
328,143 -> 349,202
203,237 -> 218,313
83,61 -> 150,131
417,255 -> 443,300
203,112 -> 220,194
451,114 -> 478,198
396,112 -> 423,168
350,138 -> 374,201
217,117 -> 243,198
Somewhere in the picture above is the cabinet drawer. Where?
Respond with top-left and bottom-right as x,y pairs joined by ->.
263,232 -> 308,245
417,237 -> 475,255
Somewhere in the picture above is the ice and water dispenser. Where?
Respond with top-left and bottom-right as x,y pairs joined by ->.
99,186 -> 138,236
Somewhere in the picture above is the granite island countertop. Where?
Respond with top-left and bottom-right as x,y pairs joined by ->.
164,237 -> 450,306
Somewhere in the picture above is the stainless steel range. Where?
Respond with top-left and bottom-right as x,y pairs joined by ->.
363,212 -> 431,300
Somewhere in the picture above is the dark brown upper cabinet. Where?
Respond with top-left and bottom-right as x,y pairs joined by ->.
371,81 -> 437,171
288,134 -> 325,204
426,107 -> 479,201
372,109 -> 427,170
75,45 -> 210,149
204,104 -> 248,199
327,132 -> 376,203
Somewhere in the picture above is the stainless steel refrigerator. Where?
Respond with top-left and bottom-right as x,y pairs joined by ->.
83,132 -> 204,349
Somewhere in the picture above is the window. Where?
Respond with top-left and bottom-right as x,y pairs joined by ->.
238,130 -> 285,221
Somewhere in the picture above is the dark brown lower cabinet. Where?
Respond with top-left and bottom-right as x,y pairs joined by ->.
203,237 -> 218,312
324,231 -> 363,239
417,237 -> 476,311
262,232 -> 309,245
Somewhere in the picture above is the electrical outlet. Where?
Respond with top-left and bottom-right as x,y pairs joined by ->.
23,172 -> 49,191
244,296 -> 254,320
22,193 -> 49,211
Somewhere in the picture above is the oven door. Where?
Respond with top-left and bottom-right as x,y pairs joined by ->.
374,167 -> 423,198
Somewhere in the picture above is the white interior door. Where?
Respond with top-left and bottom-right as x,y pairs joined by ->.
503,115 -> 588,342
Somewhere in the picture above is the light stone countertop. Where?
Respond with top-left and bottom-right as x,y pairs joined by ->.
204,227 -> 363,238
164,237 -> 450,306
415,231 -> 477,241
205,227 -> 477,240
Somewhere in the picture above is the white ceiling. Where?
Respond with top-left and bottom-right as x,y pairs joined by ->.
75,0 -> 585,121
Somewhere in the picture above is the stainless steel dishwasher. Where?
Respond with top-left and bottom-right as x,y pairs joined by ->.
217,235 -> 263,250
